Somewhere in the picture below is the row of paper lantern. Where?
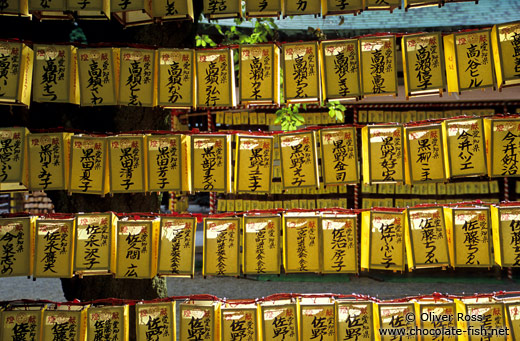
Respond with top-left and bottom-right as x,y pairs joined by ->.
1,202 -> 519,280
0,115 -> 517,194
0,0 -> 478,24
0,21 -> 519,108
1,293 -> 519,341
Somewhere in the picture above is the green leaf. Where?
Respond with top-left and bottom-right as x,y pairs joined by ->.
336,111 -> 344,122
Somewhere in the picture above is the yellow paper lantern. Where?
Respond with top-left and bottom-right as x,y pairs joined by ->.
239,44 -> 280,105
153,0 -> 193,21
242,214 -> 281,275
245,0 -> 281,18
405,206 -> 450,270
77,48 -> 119,106
444,29 -> 496,93
29,0 -> 72,19
179,300 -> 220,340
42,305 -> 88,341
135,302 -> 175,341
322,0 -> 362,16
320,127 -> 359,185
321,213 -> 358,273
115,218 -> 158,279
0,216 -> 35,277
87,305 -> 129,341
191,134 -> 232,193
442,117 -> 487,178
203,0 -> 241,19
282,42 -> 321,104
320,39 -> 362,101
484,117 -> 520,177
401,32 -> 446,98
74,213 -> 116,275
119,48 -> 157,107
0,41 -> 33,106
413,298 -> 457,340
0,127 -> 29,192
146,134 -> 187,192
364,0 -> 401,11
108,135 -> 147,193
374,302 -> 415,341
404,124 -> 446,184
157,216 -> 197,276
283,212 -> 321,273
444,206 -> 492,268
195,48 -> 236,108
260,299 -> 299,341
492,21 -> 520,89
0,0 -> 29,16
361,125 -> 405,184
67,0 -> 109,19
203,217 -> 240,276
220,303 -> 259,340
502,298 -> 520,340
0,306 -> 44,340
157,49 -> 195,108
69,135 -> 109,195
491,204 -> 520,268
33,45 -> 79,104
335,300 -> 374,340
361,209 -> 405,271
34,217 -> 75,278
279,131 -> 319,190
360,36 -> 398,97
283,0 -> 321,17
455,297 -> 507,341
235,134 -> 273,194
299,297 -> 336,340
111,0 -> 153,26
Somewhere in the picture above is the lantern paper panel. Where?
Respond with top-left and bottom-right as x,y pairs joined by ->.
220,305 -> 259,341
203,0 -> 241,19
335,300 -> 374,340
179,301 -> 220,341
0,216 -> 35,277
282,42 -> 321,104
491,205 -> 520,268
320,127 -> 358,185
242,214 -> 281,275
401,32 -> 446,98
320,39 -> 362,101
322,0 -> 363,16
28,132 -> 72,191
153,0 -> 193,21
364,0 -> 401,11
405,124 -> 446,184
279,131 -> 319,190
361,210 -> 405,271
261,301 -> 299,341
157,216 -> 197,276
157,49 -> 194,108
191,134 -> 232,193
69,135 -> 109,195
87,305 -> 129,341
77,48 -> 119,106
108,135 -> 147,193
360,36 -> 398,97
34,218 -> 75,278
445,207 -> 492,268
0,41 -> 33,106
374,303 -> 416,340
361,125 -> 405,184
29,0 -> 72,19
484,118 -> 520,177
405,207 -> 450,269
0,0 -> 29,15
442,118 -> 487,178
444,29 -> 495,93
196,49 -> 236,108
67,0 -> 109,19
239,44 -> 280,105
33,44 -> 79,104
245,0 -> 281,17
119,48 -> 156,107
42,305 -> 87,341
404,0 -> 441,10
505,300 -> 520,340
492,21 -> 520,89
0,127 -> 29,192
203,217 -> 240,276
299,300 -> 336,341
110,0 -> 153,26
74,213 -> 116,274
235,135 -> 273,194
135,302 -> 175,341
283,0 -> 321,17
116,219 -> 158,279
321,215 -> 357,273
147,134 -> 185,192
1,307 -> 43,341
414,301 -> 457,338
456,299 -> 507,341
283,214 -> 321,273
